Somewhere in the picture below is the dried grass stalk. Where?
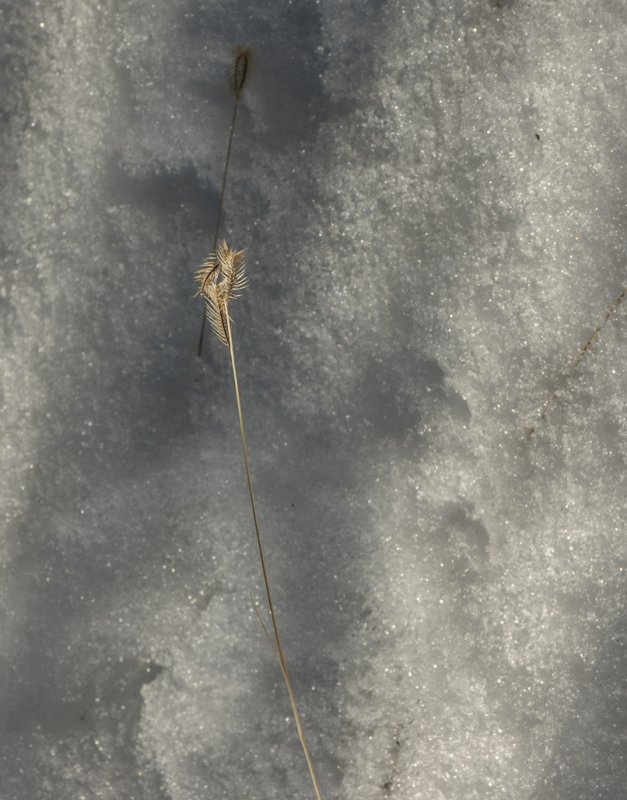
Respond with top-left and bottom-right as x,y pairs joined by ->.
529,284 -> 626,435
197,48 -> 253,356
196,242 -> 325,800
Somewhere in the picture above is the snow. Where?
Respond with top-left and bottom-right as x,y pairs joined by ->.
1,1 -> 626,798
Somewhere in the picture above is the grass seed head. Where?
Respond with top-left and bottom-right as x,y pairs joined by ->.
195,241 -> 247,347
230,47 -> 253,100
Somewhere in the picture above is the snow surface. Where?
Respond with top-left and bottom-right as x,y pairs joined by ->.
1,1 -> 626,799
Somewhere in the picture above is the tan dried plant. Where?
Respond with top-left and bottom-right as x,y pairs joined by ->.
197,47 -> 253,356
195,241 -> 325,800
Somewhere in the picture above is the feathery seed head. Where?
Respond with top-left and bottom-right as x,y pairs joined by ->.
195,241 -> 247,347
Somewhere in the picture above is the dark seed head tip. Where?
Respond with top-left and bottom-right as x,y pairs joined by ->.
230,47 -> 253,99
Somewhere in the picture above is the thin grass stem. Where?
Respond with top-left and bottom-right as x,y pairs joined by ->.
197,100 -> 241,356
224,312 -> 325,800
529,284 -> 626,435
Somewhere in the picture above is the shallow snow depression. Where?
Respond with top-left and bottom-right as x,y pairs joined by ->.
1,1 -> 626,799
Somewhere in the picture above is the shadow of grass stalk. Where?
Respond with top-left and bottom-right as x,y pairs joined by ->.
196,242 -> 325,800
